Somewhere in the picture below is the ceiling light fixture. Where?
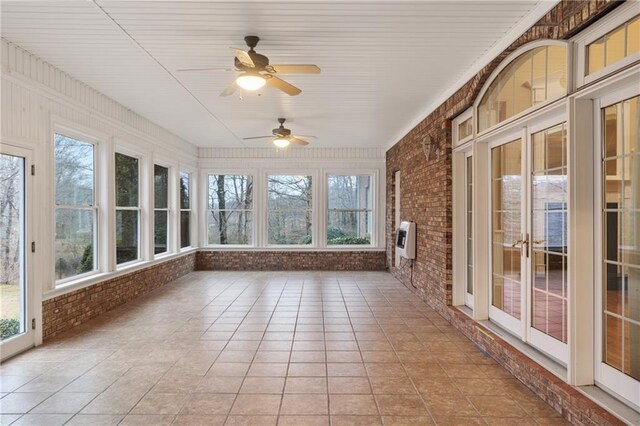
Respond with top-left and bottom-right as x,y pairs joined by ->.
236,72 -> 266,91
273,138 -> 290,148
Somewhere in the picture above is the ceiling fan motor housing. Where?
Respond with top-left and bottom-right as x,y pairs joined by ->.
273,127 -> 291,137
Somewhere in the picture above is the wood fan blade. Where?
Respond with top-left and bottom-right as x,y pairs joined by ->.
176,67 -> 233,72
289,137 -> 309,146
230,47 -> 254,68
243,136 -> 273,140
266,76 -> 301,96
293,134 -> 318,139
267,64 -> 321,74
220,81 -> 238,97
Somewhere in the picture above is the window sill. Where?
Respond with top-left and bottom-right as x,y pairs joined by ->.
44,248 -> 197,301
201,246 -> 386,252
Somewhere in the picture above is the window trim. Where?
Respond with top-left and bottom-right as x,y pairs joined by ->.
474,40 -> 570,138
573,2 -> 640,88
179,168 -> 196,250
205,170 -> 256,247
453,108 -> 474,147
153,161 -> 171,257
114,150 -> 142,268
52,127 -> 103,287
324,171 -> 377,248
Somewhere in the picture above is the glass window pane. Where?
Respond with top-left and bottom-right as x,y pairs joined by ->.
154,165 -> 168,209
268,210 -> 312,245
327,211 -> 371,244
328,176 -> 371,210
458,117 -> 473,140
606,25 -> 626,67
531,47 -> 547,105
208,175 -> 253,210
116,210 -> 138,264
154,210 -> 168,255
208,211 -> 253,245
180,172 -> 190,210
513,53 -> 533,115
180,211 -> 190,248
115,153 -> 138,207
54,134 -> 94,206
588,39 -> 606,74
55,208 -> 95,280
546,45 -> 567,100
268,175 -> 312,210
602,95 -> 640,380
627,16 -> 640,56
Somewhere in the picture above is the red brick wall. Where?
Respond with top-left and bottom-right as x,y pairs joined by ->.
385,1 -> 624,424
196,250 -> 387,271
42,253 -> 196,341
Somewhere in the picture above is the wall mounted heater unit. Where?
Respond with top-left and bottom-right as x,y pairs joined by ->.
396,221 -> 416,260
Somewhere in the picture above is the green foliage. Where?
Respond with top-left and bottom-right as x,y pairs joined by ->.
0,318 -> 20,340
328,236 -> 371,245
77,244 -> 93,274
327,227 -> 346,240
301,235 -> 313,245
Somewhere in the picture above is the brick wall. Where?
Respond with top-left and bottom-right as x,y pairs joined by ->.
42,253 -> 196,341
196,250 -> 387,271
385,1 -> 624,424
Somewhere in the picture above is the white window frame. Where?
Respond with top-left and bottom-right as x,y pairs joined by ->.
265,170 -> 317,248
205,170 -> 257,248
179,168 -> 196,250
574,2 -> 640,88
324,171 -> 377,248
453,108 -> 474,147
114,147 -> 142,268
475,40 -> 571,138
593,84 -> 640,410
152,161 -> 172,258
52,126 -> 105,287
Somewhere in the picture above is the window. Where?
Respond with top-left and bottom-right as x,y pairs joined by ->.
459,117 -> 473,141
54,133 -> 96,282
208,174 -> 253,245
602,95 -> 639,380
466,155 -> 473,304
327,175 -> 372,245
478,44 -> 567,132
115,153 -> 139,265
268,175 -> 312,245
588,15 -> 639,75
154,164 -> 169,255
180,172 -> 191,248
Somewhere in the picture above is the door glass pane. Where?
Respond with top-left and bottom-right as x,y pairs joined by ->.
491,140 -> 522,319
602,95 -> 640,381
0,154 -> 25,341
531,123 -> 568,343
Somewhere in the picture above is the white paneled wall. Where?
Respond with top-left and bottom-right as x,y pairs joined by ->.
1,39 -> 199,331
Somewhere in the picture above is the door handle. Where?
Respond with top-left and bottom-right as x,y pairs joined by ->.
512,235 -> 530,257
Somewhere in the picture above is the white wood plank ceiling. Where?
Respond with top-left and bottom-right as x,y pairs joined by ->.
0,1 -> 557,148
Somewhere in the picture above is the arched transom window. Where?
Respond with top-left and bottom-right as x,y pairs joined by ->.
478,44 -> 567,132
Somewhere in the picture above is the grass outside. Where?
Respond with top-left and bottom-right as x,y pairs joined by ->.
0,284 -> 21,320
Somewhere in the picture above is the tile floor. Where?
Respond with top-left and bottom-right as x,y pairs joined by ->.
0,271 -> 568,425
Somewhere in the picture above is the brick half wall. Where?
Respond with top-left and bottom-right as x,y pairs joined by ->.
196,250 -> 387,271
42,253 -> 196,341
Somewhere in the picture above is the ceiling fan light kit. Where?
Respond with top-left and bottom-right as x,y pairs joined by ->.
179,36 -> 320,148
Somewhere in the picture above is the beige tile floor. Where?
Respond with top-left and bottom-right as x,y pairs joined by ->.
0,271 -> 568,425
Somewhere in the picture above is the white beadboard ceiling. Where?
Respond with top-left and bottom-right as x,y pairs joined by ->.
0,1 -> 558,149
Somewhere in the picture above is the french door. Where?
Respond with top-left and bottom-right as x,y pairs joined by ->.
0,145 -> 35,360
489,122 -> 568,363
596,93 -> 640,408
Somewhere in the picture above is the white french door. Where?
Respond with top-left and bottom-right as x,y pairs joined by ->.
488,122 -> 569,363
0,144 -> 35,360
595,92 -> 640,408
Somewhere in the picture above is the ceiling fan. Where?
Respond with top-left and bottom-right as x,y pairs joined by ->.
244,118 -> 316,148
177,36 -> 320,97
